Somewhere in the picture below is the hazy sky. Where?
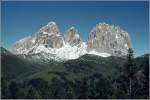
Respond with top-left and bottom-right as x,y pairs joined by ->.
1,1 -> 149,56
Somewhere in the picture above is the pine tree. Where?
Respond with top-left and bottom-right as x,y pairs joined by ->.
126,48 -> 134,98
9,80 -> 19,98
1,78 -> 11,98
49,77 -> 64,98
78,78 -> 89,99
27,86 -> 41,99
65,85 -> 75,99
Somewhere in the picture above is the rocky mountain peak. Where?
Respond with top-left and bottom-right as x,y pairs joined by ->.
87,23 -> 132,56
48,21 -> 56,25
64,26 -> 82,46
11,36 -> 36,54
35,21 -> 63,48
11,21 -> 133,60
39,21 -> 59,35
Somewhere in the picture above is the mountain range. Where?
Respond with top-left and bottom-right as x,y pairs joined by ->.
11,21 -> 132,61
1,21 -> 149,99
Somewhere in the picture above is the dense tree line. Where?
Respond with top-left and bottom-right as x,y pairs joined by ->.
1,69 -> 149,99
1,49 -> 149,99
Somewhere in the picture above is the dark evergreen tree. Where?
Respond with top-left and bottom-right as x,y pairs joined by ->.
88,80 -> 97,99
65,85 -> 75,99
142,58 -> 149,98
124,48 -> 135,98
132,55 -> 149,98
49,77 -> 64,98
1,77 -> 11,99
26,85 -> 41,99
9,80 -> 19,98
28,78 -> 51,98
78,78 -> 90,99
95,76 -> 112,98
111,78 -> 127,99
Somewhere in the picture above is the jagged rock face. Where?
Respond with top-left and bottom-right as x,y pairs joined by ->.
35,21 -> 63,48
11,21 -> 64,54
39,21 -> 60,35
11,36 -> 36,54
11,21 -> 133,59
64,27 -> 82,46
87,23 -> 132,56
44,35 -> 64,48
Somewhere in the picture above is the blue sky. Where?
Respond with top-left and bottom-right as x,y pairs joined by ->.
1,1 -> 149,56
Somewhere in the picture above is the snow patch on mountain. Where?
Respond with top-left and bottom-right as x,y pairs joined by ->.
16,36 -> 32,43
30,42 -> 87,60
75,33 -> 80,39
48,21 -> 56,25
43,32 -> 48,35
88,50 -> 111,57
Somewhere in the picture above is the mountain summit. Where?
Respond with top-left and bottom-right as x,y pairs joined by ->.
11,21 -> 132,60
87,23 -> 132,56
35,21 -> 63,48
64,26 -> 82,47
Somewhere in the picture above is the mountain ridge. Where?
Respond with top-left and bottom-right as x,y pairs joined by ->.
11,21 -> 132,61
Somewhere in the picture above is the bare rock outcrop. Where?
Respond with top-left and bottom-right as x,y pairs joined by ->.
35,21 -> 63,48
11,36 -> 35,54
11,21 -> 132,58
64,26 -> 82,46
87,23 -> 132,56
